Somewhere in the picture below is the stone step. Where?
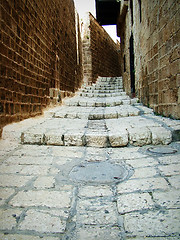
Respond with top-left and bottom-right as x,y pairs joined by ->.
54,105 -> 147,119
78,92 -> 126,98
21,116 -> 176,147
63,96 -> 138,107
80,89 -> 124,94
85,86 -> 123,91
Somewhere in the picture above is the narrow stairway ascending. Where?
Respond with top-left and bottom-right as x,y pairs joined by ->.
21,77 -> 179,147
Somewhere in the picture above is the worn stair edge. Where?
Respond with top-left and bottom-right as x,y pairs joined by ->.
21,126 -> 173,148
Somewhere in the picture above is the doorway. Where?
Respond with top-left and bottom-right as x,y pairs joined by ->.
129,33 -> 135,95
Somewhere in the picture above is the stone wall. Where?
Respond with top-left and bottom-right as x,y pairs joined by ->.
0,0 -> 83,135
118,0 -> 180,119
82,13 -> 121,86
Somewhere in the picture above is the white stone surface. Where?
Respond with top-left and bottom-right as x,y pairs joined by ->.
19,209 -> 66,233
158,164 -> 180,176
10,190 -> 71,208
153,190 -> 180,208
117,193 -> 154,213
124,209 -> 180,237
0,209 -> 22,230
0,188 -> 15,206
128,127 -> 151,146
79,185 -> 112,197
0,175 -> 32,187
117,177 -> 169,194
34,176 -> 55,189
77,198 -> 117,225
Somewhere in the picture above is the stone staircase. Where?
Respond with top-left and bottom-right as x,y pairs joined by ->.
21,77 -> 180,147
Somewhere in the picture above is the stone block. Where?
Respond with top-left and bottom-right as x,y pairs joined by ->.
108,129 -> 128,147
117,192 -> 154,214
153,190 -> 180,208
124,209 -> 180,237
19,209 -> 66,233
85,132 -> 108,147
128,127 -> 151,146
77,198 -> 117,225
117,177 -> 169,194
0,209 -> 22,230
79,185 -> 112,197
10,190 -> 71,208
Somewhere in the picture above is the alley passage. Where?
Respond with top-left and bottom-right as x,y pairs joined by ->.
0,77 -> 180,239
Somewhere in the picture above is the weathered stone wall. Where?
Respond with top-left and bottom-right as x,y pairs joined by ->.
83,13 -> 121,85
118,0 -> 180,119
0,0 -> 83,135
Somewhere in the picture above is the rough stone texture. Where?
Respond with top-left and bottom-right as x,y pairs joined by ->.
118,0 -> 180,119
82,13 -> 121,85
0,0 -> 83,132
10,190 -> 71,208
117,193 -> 154,214
19,209 -> 66,233
124,209 -> 180,237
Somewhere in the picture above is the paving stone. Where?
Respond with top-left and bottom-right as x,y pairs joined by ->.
124,209 -> 180,237
109,147 -> 148,160
52,146 -> 83,158
0,234 -> 59,240
158,164 -> 180,176
126,158 -> 159,168
0,209 -> 22,230
74,226 -> 122,240
149,126 -> 172,145
117,192 -> 154,214
153,190 -> 180,208
77,198 -> 117,225
0,175 -> 32,187
158,154 -> 180,164
10,190 -> 71,208
5,156 -> 54,165
130,167 -> 158,179
117,177 -> 169,194
34,176 -> 55,189
19,209 -> 66,233
0,188 -> 15,206
79,185 -> 112,197
167,175 -> 180,189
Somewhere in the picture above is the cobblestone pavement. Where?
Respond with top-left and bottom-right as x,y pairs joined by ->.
0,77 -> 180,239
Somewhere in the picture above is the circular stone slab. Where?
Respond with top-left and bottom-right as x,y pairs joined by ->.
148,146 -> 177,154
69,162 -> 133,183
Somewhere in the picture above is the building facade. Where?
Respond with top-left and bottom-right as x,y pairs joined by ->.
117,0 -> 180,119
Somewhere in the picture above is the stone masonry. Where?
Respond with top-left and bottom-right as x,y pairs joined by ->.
0,77 -> 180,239
117,0 -> 180,119
82,13 -> 121,86
0,0 -> 83,135
20,77 -> 179,147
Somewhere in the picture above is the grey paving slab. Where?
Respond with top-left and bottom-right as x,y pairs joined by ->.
0,77 -> 180,239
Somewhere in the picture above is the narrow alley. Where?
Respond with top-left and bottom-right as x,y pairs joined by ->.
0,77 -> 180,239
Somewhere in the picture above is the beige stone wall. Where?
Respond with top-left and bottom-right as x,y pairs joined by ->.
118,0 -> 180,119
83,13 -> 121,85
0,0 -> 83,135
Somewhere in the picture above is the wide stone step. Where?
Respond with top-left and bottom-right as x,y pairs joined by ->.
78,92 -> 126,98
21,116 -> 177,148
85,86 -> 123,91
63,96 -> 138,107
53,105 -> 149,119
80,89 -> 124,94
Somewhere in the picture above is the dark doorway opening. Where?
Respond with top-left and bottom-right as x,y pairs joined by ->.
129,33 -> 135,95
